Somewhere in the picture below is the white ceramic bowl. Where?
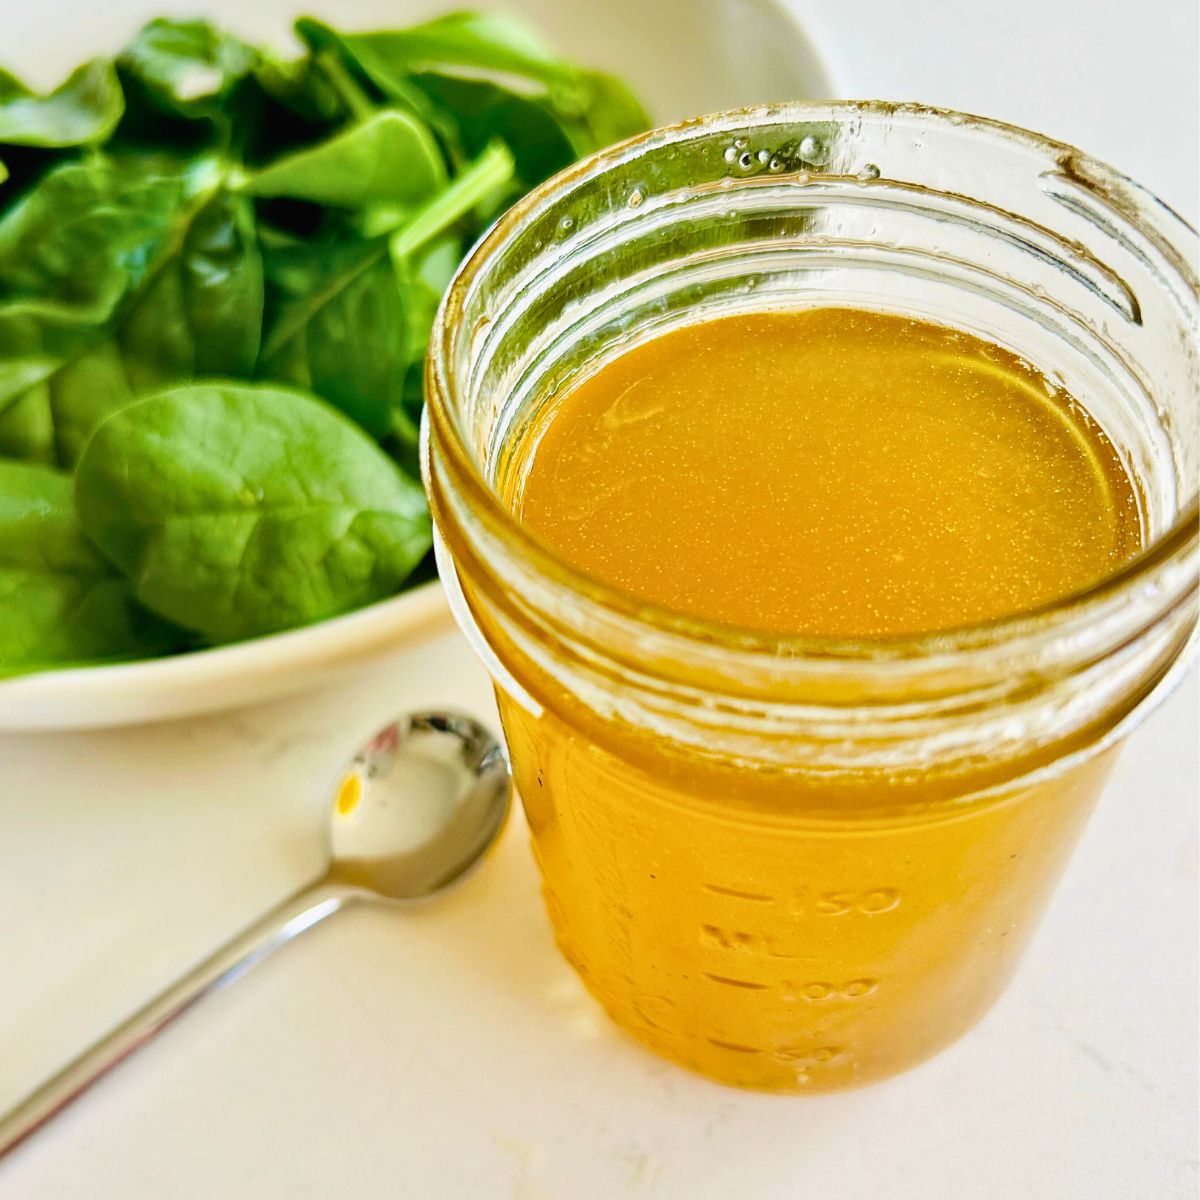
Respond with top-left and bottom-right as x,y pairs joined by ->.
0,0 -> 831,729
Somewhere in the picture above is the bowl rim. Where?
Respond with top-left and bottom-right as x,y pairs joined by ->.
0,579 -> 450,702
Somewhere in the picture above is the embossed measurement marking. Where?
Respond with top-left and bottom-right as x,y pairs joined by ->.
701,886 -> 902,917
699,925 -> 799,958
811,889 -> 900,915
701,1040 -> 850,1068
701,973 -> 881,999
785,978 -> 879,1001
773,1045 -> 846,1065
703,884 -> 774,902
705,1038 -> 764,1054
702,973 -> 771,990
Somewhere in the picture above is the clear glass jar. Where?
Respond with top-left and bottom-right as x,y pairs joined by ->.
424,102 -> 1199,1092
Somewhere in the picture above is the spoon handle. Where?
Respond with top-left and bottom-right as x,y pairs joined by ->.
0,878 -> 355,1159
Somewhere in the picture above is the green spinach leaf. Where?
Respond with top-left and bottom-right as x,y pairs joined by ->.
0,459 -> 180,672
0,59 -> 124,148
0,156 -> 219,413
119,187 -> 263,387
42,340 -> 136,469
0,155 -> 216,316
0,387 -> 54,463
75,382 -> 431,642
297,13 -> 575,91
565,71 -> 650,155
46,187 -> 264,465
237,108 -> 445,210
387,233 -> 462,475
407,74 -> 584,190
252,51 -> 343,127
298,13 -> 646,183
117,19 -> 258,119
258,236 -> 403,438
293,20 -> 437,130
0,160 -> 262,466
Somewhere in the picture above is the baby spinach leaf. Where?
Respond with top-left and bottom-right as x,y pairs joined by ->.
0,387 -> 54,463
110,19 -> 261,162
120,187 -> 263,386
386,233 -> 462,475
0,314 -> 82,422
42,187 -> 264,466
75,382 -> 432,642
0,68 -> 22,100
44,340 -> 136,469
0,155 -> 215,314
252,51 -> 343,127
566,71 -> 649,155
294,21 -> 434,127
0,59 -> 124,149
399,234 -> 464,362
298,13 -> 646,184
177,189 -> 264,376
0,156 -> 218,415
0,459 -> 179,672
0,160 -> 260,468
408,74 -> 582,189
297,12 -> 575,91
240,52 -> 347,168
258,237 -> 402,437
237,109 -> 445,210
117,19 -> 258,119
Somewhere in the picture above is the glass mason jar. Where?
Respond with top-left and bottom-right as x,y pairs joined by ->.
424,102 -> 1199,1092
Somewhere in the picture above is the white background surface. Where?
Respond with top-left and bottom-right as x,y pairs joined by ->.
1,0 -> 1198,1197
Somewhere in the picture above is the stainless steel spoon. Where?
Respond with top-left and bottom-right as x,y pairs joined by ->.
0,710 -> 510,1158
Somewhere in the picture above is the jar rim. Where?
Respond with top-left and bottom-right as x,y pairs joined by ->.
427,99 -> 1200,665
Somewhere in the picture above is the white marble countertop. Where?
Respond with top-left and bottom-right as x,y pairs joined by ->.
1,1 -> 1197,1196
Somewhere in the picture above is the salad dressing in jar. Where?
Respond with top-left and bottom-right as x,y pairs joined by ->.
426,103 -> 1199,1091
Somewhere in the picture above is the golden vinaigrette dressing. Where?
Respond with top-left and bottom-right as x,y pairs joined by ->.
512,308 -> 1141,637
494,308 -> 1144,1091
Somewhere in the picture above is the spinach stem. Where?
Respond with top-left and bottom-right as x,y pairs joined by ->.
317,51 -> 374,121
387,140 -> 515,267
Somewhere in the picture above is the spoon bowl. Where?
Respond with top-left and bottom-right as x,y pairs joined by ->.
330,712 -> 510,900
